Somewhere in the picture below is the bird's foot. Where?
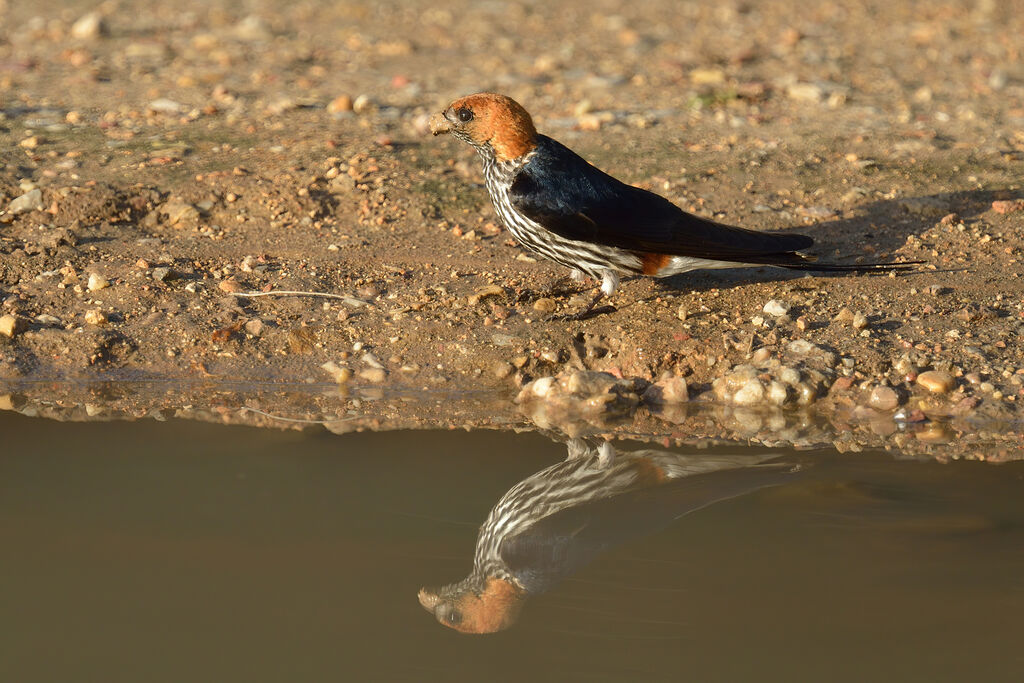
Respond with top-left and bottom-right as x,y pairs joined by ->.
547,289 -> 615,321
546,271 -> 590,298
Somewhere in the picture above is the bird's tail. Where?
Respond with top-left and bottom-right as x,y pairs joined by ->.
778,254 -> 924,273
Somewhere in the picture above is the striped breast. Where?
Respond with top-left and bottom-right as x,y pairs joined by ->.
481,155 -> 642,279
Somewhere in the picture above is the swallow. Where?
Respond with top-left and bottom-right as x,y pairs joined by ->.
430,92 -> 918,318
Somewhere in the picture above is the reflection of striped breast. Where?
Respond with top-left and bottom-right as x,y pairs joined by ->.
473,450 -> 669,581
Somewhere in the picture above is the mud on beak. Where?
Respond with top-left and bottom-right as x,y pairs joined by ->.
429,112 -> 451,136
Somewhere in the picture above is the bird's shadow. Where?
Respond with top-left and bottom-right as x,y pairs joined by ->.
644,189 -> 1010,296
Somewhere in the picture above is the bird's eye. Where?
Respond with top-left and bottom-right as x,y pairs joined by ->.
456,108 -> 474,123
446,610 -> 462,625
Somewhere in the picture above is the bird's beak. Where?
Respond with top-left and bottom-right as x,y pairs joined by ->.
429,111 -> 451,136
418,587 -> 441,611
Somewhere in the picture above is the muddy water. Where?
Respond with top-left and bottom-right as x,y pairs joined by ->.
2,410 -> 1023,682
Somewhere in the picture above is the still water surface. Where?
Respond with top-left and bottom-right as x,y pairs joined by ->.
2,411 -> 1023,682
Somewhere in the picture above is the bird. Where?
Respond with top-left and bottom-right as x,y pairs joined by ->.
430,92 -> 918,318
417,440 -> 800,634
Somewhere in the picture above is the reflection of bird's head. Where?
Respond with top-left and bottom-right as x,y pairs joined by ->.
430,92 -> 537,162
417,575 -> 525,634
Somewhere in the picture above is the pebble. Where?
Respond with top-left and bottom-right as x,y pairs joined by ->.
762,299 -> 790,317
358,367 -> 387,383
676,304 -> 688,321
0,314 -> 26,338
8,189 -> 44,214
148,99 -> 184,114
533,298 -> 556,315
732,378 -> 765,405
642,376 -> 689,405
516,370 -> 641,430
160,201 -> 200,225
71,12 -> 107,40
321,361 -> 352,384
991,199 -> 1024,215
898,197 -> 948,217
87,273 -> 109,291
917,370 -> 955,394
868,386 -> 900,411
852,312 -> 869,329
835,307 -> 855,324
244,319 -> 264,336
327,95 -> 354,114
218,279 -> 244,293
152,267 -> 175,282
84,309 -> 107,325
492,362 -> 514,379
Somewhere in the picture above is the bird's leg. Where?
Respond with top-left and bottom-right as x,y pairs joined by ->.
549,270 -> 618,321
547,268 -> 590,298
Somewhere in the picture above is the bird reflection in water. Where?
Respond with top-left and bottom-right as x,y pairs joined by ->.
418,440 -> 802,633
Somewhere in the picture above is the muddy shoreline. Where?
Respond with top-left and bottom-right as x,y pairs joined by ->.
2,0 -> 1023,451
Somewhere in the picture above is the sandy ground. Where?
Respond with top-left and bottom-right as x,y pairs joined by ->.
1,0 -> 1024,451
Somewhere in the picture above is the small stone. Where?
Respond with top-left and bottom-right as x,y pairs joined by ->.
852,312 -> 868,329
533,298 -> 557,315
358,367 -> 386,383
766,381 -> 789,405
160,201 -> 200,225
917,370 -> 955,394
642,376 -> 689,404
492,362 -> 514,379
20,136 -> 40,149
732,378 -> 765,405
991,199 -> 1024,215
321,361 -> 352,384
0,314 -> 26,338
148,99 -> 184,114
327,95 -> 354,113
868,386 -> 900,411
529,376 -> 555,398
898,197 -> 948,217
353,94 -> 373,113
151,267 -> 175,282
87,273 -> 109,291
835,307 -> 855,324
219,279 -> 244,293
676,304 -> 688,321
84,309 -> 107,325
244,319 -> 264,336
786,82 -> 824,102
8,189 -> 44,214
71,12 -> 107,40
762,299 -> 791,317
795,316 -> 808,331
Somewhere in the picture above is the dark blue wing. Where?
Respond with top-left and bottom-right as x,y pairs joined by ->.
508,135 -> 814,263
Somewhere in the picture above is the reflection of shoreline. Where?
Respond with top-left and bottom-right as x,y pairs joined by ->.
419,440 -> 801,633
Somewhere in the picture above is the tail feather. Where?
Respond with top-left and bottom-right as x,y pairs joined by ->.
777,254 -> 924,272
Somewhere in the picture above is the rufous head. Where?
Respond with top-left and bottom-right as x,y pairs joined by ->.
417,576 -> 526,634
429,93 -> 537,162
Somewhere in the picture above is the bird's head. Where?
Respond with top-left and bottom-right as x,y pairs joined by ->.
429,93 -> 537,163
417,575 -> 526,634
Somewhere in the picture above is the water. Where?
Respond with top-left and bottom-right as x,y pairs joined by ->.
2,410 -> 1023,682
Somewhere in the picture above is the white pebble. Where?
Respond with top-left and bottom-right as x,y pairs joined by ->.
762,299 -> 791,317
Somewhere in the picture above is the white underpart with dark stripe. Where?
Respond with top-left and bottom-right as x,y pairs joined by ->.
478,151 -> 742,295
481,152 -> 637,296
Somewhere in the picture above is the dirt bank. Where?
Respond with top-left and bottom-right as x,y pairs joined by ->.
2,0 -> 1023,448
